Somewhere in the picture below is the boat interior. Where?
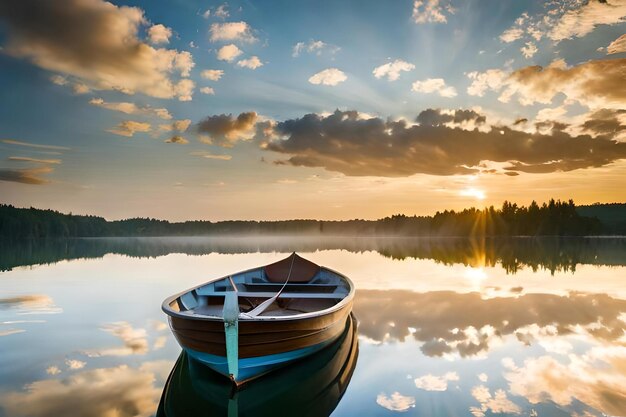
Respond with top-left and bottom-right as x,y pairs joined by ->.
167,255 -> 351,318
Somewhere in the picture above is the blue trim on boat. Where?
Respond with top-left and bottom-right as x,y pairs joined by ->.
185,337 -> 338,383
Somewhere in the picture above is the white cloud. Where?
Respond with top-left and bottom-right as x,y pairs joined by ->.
466,69 -> 507,97
173,79 -> 195,101
520,41 -> 538,59
373,59 -> 415,81
65,359 -> 86,370
173,51 -> 194,77
147,24 -> 172,45
500,27 -> 524,43
72,83 -> 91,94
50,75 -> 68,86
607,34 -> 626,55
215,4 -> 229,19
159,119 -> 191,132
217,44 -> 242,62
376,392 -> 416,412
478,373 -> 488,382
200,86 -> 215,95
46,366 -> 61,375
411,78 -> 457,97
89,98 -> 172,120
209,21 -> 256,43
537,338 -> 573,355
308,68 -> 347,86
412,0 -> 454,24
498,11 -> 544,46
237,56 -> 263,69
200,69 -> 224,81
106,121 -> 151,137
536,106 -> 567,121
414,372 -> 459,391
549,1 -> 626,42
292,40 -> 340,57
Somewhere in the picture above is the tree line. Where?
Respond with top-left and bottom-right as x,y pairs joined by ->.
0,199 -> 623,239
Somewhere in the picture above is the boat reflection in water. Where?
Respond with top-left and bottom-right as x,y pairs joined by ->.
157,313 -> 358,417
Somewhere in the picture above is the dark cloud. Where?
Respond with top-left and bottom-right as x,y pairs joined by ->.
354,290 -> 626,357
0,167 -> 52,185
582,109 -> 626,136
416,108 -> 486,126
196,112 -> 257,147
534,120 -> 569,134
164,136 -> 189,144
513,118 -> 528,125
265,109 -> 626,177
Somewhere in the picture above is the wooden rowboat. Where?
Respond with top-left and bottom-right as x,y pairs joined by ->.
156,313 -> 359,417
162,252 -> 355,385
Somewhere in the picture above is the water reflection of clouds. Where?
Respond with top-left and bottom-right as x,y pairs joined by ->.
354,290 -> 626,357
86,322 -> 149,357
376,392 -> 416,412
470,385 -> 521,417
356,288 -> 626,416
414,372 -> 459,391
0,295 -> 62,315
504,346 -> 626,417
0,361 -> 171,417
0,295 -> 60,337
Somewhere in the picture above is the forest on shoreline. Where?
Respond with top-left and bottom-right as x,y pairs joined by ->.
1,199 -> 624,239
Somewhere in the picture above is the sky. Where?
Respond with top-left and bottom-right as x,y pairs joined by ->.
0,0 -> 625,221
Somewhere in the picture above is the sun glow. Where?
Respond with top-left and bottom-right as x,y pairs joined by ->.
460,187 -> 486,200
464,267 -> 487,282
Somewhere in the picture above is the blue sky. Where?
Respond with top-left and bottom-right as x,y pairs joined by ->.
0,0 -> 625,220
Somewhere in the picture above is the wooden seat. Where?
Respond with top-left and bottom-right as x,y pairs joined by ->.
195,291 -> 344,299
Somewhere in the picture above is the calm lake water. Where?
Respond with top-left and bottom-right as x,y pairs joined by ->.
1,237 -> 625,417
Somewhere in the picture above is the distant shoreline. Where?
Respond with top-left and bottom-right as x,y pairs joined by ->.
1,200 -> 625,239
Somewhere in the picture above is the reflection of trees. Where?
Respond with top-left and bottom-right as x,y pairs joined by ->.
1,236 -> 625,273
354,290 -> 626,357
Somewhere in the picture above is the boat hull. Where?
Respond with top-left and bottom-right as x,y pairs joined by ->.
168,300 -> 352,383
157,313 -> 359,417
184,323 -> 342,382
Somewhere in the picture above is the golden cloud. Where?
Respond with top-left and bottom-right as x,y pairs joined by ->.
0,0 -> 194,100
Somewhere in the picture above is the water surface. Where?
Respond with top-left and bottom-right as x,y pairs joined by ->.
1,237 -> 625,417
